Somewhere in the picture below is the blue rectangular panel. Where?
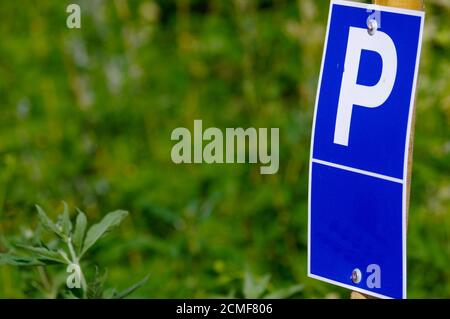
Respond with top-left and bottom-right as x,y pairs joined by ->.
312,3 -> 423,179
310,162 -> 403,299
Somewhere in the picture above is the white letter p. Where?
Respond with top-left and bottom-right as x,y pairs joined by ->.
334,27 -> 397,146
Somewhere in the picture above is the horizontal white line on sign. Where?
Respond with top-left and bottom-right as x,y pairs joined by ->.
312,158 -> 404,184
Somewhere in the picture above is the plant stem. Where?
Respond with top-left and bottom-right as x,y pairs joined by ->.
67,237 -> 78,263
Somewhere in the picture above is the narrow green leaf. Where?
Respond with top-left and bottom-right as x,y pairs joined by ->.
57,249 -> 71,264
16,244 -> 69,264
243,271 -> 271,299
73,209 -> 87,253
103,288 -> 118,299
0,253 -> 44,266
60,202 -> 72,237
81,210 -> 128,256
114,275 -> 149,299
264,284 -> 304,299
36,205 -> 64,239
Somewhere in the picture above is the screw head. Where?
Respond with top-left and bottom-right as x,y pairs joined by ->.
367,19 -> 378,36
351,268 -> 362,284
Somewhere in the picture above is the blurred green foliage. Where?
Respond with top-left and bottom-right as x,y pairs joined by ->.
0,0 -> 448,298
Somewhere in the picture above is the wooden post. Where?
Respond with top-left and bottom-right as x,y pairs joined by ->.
351,0 -> 424,300
374,0 -> 424,11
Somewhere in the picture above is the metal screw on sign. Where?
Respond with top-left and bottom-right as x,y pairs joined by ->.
367,19 -> 378,36
351,268 -> 362,284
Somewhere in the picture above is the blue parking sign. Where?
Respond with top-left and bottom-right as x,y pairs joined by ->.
308,0 -> 424,299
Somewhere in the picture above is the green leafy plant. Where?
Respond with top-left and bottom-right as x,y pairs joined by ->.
242,270 -> 303,299
221,269 -> 303,299
0,203 -> 148,299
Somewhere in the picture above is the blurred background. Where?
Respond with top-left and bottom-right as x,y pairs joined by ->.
0,0 -> 448,298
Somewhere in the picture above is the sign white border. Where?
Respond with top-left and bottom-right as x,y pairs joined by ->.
307,0 -> 425,299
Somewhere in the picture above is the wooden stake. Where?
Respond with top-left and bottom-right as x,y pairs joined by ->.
374,0 -> 424,11
351,0 -> 424,300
